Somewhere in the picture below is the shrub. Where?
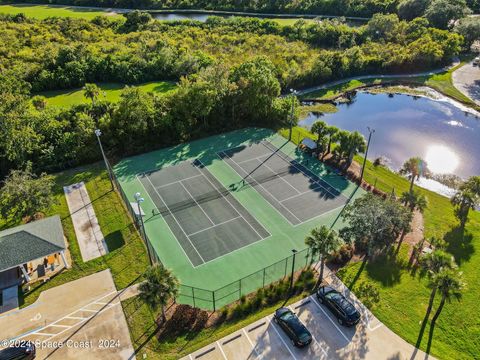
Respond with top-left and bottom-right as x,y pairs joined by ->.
331,244 -> 354,265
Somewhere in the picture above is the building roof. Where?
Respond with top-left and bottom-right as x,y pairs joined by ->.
301,138 -> 317,150
0,215 -> 65,272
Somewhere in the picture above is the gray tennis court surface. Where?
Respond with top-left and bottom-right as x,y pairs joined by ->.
219,141 -> 348,226
138,160 -> 270,267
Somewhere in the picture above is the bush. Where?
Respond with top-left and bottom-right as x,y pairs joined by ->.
331,245 -> 354,265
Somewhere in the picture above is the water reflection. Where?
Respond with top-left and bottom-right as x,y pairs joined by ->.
299,92 -> 480,178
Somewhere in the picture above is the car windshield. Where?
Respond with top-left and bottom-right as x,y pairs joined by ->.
326,291 -> 357,315
280,311 -> 296,322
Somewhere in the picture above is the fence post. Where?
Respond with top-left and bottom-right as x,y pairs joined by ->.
239,279 -> 242,298
284,257 -> 288,278
262,268 -> 266,288
192,287 -> 196,308
212,291 -> 216,312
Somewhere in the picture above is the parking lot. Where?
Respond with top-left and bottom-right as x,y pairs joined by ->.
183,270 -> 433,360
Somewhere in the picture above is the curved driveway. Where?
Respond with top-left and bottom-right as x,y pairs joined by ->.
452,61 -> 480,105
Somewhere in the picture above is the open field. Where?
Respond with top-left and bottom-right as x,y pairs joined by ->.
0,4 -> 121,19
285,125 -> 480,360
38,81 -> 176,107
5,163 -> 151,307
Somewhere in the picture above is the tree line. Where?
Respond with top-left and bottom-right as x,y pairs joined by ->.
15,0 -> 480,18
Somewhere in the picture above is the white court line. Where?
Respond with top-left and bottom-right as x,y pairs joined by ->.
269,317 -> 298,360
220,152 -> 302,225
288,305 -> 328,357
145,176 -> 206,264
310,296 -> 350,343
216,341 -> 228,360
242,328 -> 262,360
188,216 -> 241,237
280,185 -> 323,203
179,180 -> 215,226
195,159 -> 271,239
253,158 -> 301,195
136,175 -> 197,268
151,173 -> 203,190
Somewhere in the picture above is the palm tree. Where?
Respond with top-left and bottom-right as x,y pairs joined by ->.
400,157 -> 428,194
450,176 -> 480,228
305,226 -> 343,289
430,268 -> 465,326
345,131 -> 366,166
400,190 -> 428,212
421,250 -> 456,320
83,83 -> 101,105
311,120 -> 328,153
323,125 -> 339,159
139,264 -> 179,322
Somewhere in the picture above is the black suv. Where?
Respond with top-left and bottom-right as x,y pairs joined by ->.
316,286 -> 361,326
273,307 -> 312,347
0,343 -> 36,360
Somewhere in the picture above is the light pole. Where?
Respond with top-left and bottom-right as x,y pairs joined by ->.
289,89 -> 298,141
95,129 -> 114,190
290,249 -> 298,293
360,126 -> 375,181
134,192 -> 152,264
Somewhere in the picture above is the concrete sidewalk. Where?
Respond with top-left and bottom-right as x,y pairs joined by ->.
452,61 -> 480,106
64,182 -> 108,261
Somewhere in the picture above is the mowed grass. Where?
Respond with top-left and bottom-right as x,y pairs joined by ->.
0,4 -> 121,20
282,127 -> 480,359
38,81 -> 177,107
15,162 -> 150,307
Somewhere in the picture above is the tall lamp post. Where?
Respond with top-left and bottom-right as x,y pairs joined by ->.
360,126 -> 375,181
134,192 -> 152,264
95,129 -> 114,190
290,249 -> 298,293
288,89 -> 298,141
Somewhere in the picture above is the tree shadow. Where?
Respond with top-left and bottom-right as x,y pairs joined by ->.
104,229 -> 126,252
365,250 -> 403,287
348,256 -> 367,289
444,226 -> 475,265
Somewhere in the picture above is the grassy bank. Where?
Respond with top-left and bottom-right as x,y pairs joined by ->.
0,4 -> 121,19
15,163 -> 150,307
38,81 -> 176,107
281,126 -> 480,360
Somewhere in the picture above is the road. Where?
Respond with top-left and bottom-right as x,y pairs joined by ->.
452,60 -> 480,105
182,268 -> 434,360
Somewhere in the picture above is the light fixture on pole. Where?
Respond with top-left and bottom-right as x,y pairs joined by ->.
360,126 -> 375,181
290,249 -> 298,293
95,129 -> 114,190
289,89 -> 298,141
134,192 -> 152,264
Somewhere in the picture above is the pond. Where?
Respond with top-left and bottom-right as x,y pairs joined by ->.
299,92 -> 480,181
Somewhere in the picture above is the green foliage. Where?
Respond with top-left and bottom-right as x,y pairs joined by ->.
0,163 -> 55,221
356,281 -> 380,308
424,0 -> 472,29
397,0 -> 430,20
454,16 -> 480,48
340,193 -> 413,256
450,176 -> 480,227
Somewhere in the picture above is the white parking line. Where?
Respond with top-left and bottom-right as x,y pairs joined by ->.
269,317 -> 298,360
49,324 -> 70,328
288,305 -> 328,357
216,341 -> 228,360
242,328 -> 262,360
310,296 -> 350,342
65,316 -> 86,320
34,332 -> 54,336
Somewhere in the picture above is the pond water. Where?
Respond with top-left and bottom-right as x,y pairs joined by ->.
299,92 -> 480,180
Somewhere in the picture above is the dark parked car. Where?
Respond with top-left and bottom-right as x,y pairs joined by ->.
316,286 -> 361,326
0,342 -> 36,360
273,307 -> 312,347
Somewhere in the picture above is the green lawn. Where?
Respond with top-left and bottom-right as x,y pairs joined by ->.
0,4 -> 121,19
14,162 -> 150,307
37,81 -> 176,107
282,127 -> 480,359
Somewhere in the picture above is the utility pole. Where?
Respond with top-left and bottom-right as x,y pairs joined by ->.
360,126 -> 375,181
289,89 -> 298,141
95,129 -> 114,190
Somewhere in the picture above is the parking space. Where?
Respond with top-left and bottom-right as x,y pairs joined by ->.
183,268 -> 433,360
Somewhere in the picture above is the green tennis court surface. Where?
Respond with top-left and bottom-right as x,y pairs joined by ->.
114,128 -> 363,306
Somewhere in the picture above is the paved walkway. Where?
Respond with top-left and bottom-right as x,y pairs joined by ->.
64,182 -> 108,261
452,61 -> 480,105
182,266 -> 433,360
0,270 -> 135,359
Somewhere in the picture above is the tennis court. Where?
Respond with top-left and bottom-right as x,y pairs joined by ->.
138,159 -> 270,267
219,140 -> 349,225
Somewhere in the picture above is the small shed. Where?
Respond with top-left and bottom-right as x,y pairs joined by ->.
0,215 -> 69,288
